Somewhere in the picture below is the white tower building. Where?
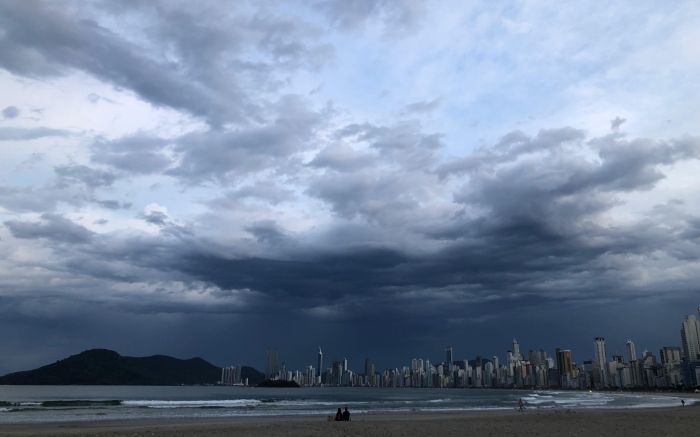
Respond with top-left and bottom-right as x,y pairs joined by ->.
626,339 -> 637,362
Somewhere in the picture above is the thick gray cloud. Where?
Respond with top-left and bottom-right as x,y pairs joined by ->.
0,1 -> 333,126
168,95 -> 325,183
5,213 -> 94,244
91,136 -> 173,174
89,95 -> 327,184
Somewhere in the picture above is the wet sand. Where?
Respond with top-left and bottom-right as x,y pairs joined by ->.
0,406 -> 698,437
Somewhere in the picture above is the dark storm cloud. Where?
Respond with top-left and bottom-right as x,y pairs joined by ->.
245,221 -> 294,248
4,125 -> 700,330
5,213 -> 94,244
2,106 -> 20,119
0,1 -> 334,126
0,127 -> 71,140
2,126 -> 699,372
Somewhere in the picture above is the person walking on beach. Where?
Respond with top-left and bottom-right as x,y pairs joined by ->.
335,407 -> 343,421
681,399 -> 685,407
518,398 -> 525,412
342,406 -> 350,421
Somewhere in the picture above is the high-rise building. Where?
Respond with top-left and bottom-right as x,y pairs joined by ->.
661,346 -> 683,387
594,337 -> 608,386
266,349 -> 279,379
556,349 -> 573,375
681,314 -> 700,362
680,310 -> 700,387
445,347 -> 453,367
626,339 -> 637,362
512,338 -> 521,360
529,349 -> 547,366
661,346 -> 682,365
317,347 -> 323,385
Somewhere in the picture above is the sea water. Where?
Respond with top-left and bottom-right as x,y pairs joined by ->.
0,386 -> 690,423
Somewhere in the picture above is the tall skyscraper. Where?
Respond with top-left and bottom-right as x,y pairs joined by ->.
265,349 -> 279,379
317,347 -> 323,384
445,347 -> 453,366
512,338 -> 520,360
661,346 -> 682,365
681,314 -> 700,362
625,339 -> 637,362
364,358 -> 374,376
594,337 -> 608,386
556,348 -> 573,376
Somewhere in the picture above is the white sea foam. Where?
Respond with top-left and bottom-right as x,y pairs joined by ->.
122,399 -> 262,409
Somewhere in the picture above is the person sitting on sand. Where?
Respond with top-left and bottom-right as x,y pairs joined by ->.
335,407 -> 343,421
342,406 -> 350,421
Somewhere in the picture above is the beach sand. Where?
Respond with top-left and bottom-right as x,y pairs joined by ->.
0,405 -> 698,437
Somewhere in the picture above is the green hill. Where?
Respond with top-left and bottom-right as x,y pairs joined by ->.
0,349 -> 226,385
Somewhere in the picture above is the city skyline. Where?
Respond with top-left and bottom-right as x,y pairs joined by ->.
217,306 -> 700,390
1,1 -> 700,376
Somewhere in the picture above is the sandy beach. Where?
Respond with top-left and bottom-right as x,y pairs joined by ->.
0,405 -> 698,437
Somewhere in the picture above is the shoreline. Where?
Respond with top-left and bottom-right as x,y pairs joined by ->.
0,406 -> 698,436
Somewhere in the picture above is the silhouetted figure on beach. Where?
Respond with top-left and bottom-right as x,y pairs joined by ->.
681,399 -> 685,407
343,406 -> 350,421
335,407 -> 343,421
518,398 -> 525,412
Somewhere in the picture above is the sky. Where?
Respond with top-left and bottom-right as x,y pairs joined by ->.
1,0 -> 700,374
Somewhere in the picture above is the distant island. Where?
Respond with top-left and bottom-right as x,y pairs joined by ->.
0,349 -> 264,386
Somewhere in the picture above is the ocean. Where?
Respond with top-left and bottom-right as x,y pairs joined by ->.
0,386 -> 690,423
